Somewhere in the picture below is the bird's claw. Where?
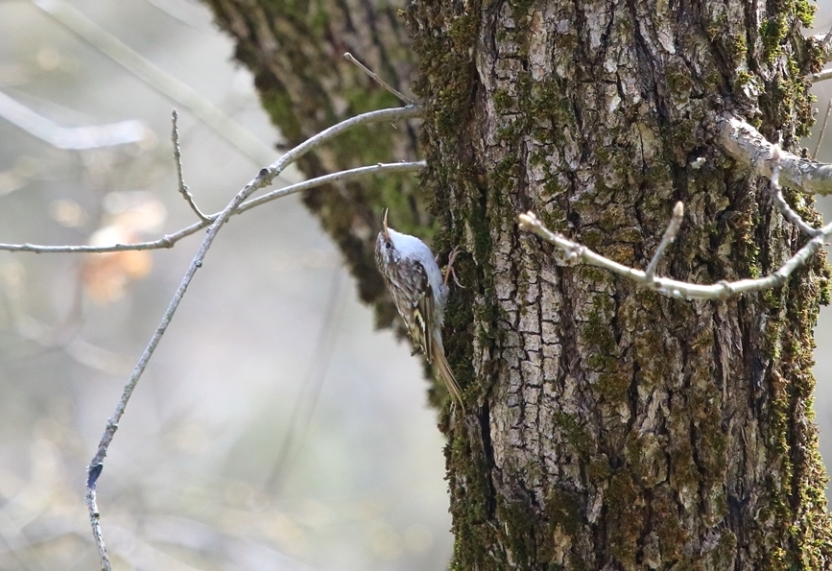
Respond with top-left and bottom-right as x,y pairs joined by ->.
443,246 -> 465,289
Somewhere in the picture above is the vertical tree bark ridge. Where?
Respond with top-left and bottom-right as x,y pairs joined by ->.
407,0 -> 832,569
204,0 -> 426,328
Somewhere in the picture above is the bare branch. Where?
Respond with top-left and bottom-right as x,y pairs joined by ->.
238,160 -> 425,214
770,182 -> 820,237
84,486 -> 109,571
344,52 -> 415,105
0,229 -> 192,254
717,113 -> 832,195
171,109 -> 210,222
251,106 -> 421,193
518,209 -> 829,301
82,106 -> 420,570
812,68 -> 832,83
644,201 -> 684,280
0,160 -> 425,254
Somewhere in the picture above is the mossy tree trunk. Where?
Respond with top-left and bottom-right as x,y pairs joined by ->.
205,0 -> 832,568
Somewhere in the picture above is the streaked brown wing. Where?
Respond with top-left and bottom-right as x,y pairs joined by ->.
395,258 -> 430,359
416,274 -> 435,362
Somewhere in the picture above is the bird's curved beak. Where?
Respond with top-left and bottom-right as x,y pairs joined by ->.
381,208 -> 391,241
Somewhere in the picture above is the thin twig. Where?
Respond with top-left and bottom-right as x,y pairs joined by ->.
0,226 -> 197,254
0,161 -> 425,254
770,180 -> 820,236
644,201 -> 684,280
84,486 -> 108,571
717,113 -> 832,195
83,105 -> 420,570
238,160 -> 424,213
344,52 -> 415,105
813,99 -> 832,160
171,109 -> 210,222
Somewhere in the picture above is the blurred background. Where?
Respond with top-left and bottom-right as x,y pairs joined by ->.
0,1 -> 451,570
0,2 -> 831,571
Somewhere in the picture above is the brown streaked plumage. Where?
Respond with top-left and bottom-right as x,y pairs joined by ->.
375,210 -> 463,404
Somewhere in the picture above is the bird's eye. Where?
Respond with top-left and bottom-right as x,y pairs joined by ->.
385,241 -> 392,250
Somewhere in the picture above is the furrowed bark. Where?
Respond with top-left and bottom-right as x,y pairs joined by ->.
406,0 -> 832,569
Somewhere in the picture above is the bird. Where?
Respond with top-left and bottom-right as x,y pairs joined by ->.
374,209 -> 464,404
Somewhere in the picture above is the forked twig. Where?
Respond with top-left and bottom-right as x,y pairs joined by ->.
0,161 -> 425,254
83,105 -> 421,571
518,209 -> 828,300
519,138 -> 830,301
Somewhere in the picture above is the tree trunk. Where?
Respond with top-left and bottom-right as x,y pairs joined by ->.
205,0 -> 832,568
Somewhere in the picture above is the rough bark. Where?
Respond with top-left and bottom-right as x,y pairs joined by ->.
407,0 -> 832,569
204,0 -> 832,568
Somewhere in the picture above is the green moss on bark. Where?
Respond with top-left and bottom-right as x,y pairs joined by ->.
400,0 -> 832,568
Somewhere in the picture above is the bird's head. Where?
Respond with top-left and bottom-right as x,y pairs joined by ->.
375,208 -> 402,269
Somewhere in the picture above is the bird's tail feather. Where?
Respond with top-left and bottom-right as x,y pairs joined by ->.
432,344 -> 463,405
